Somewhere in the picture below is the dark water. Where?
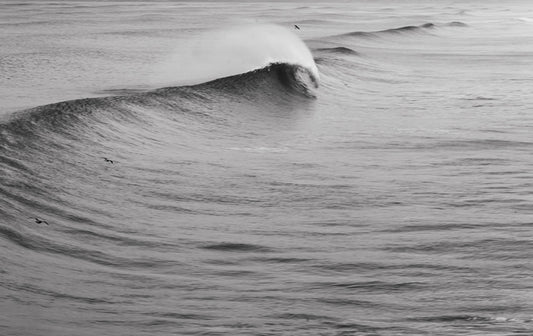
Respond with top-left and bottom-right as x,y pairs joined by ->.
1,1 -> 533,335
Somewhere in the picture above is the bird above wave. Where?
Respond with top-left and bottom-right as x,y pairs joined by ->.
32,217 -> 49,225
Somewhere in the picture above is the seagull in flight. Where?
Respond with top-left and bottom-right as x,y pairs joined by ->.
103,157 -> 114,164
294,24 -> 300,30
33,217 -> 49,225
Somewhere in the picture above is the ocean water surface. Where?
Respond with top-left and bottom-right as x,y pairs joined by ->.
1,1 -> 533,335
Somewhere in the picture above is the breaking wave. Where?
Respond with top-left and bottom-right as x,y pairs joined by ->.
152,24 -> 319,87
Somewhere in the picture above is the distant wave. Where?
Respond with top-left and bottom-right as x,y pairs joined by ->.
202,242 -> 273,252
447,21 -> 468,27
408,315 -> 533,324
315,47 -> 359,55
335,22 -> 467,39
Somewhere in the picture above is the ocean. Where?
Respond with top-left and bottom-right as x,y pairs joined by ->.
1,1 -> 532,335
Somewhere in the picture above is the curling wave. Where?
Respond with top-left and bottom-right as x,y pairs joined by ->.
0,61 -> 318,202
162,62 -> 319,98
1,62 -> 318,132
0,59 -> 319,261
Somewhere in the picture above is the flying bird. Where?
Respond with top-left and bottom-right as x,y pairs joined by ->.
103,157 -> 114,164
294,24 -> 300,30
33,217 -> 49,225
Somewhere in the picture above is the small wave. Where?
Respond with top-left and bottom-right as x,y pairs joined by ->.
408,315 -> 533,324
336,22 -> 466,40
0,224 -> 181,269
461,96 -> 496,101
201,242 -> 273,252
273,313 -> 339,321
250,256 -> 310,264
516,17 -> 533,23
382,22 -> 435,33
381,222 -> 479,233
8,282 -> 115,305
322,321 -> 383,333
318,297 -> 380,308
408,315 -> 492,323
447,21 -> 468,27
312,262 -> 384,272
315,280 -> 425,292
146,312 -> 216,321
431,139 -> 533,150
341,23 -> 435,38
0,225 -> 34,250
315,46 -> 359,55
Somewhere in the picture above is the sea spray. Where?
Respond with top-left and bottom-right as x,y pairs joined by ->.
151,24 -> 319,87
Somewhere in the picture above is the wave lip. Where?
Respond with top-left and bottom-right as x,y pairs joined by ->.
159,62 -> 319,99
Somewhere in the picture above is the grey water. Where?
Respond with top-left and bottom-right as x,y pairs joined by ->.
1,1 -> 533,335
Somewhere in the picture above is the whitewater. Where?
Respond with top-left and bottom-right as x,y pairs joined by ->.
1,1 -> 533,336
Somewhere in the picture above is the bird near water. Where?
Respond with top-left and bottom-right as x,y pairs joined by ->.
103,157 -> 114,164
294,24 -> 300,30
32,217 -> 49,225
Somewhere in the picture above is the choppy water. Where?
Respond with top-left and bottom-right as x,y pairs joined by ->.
1,1 -> 533,335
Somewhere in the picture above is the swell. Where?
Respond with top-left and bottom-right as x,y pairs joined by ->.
315,46 -> 359,56
334,22 -> 467,39
0,224 -> 179,269
158,62 -> 318,99
0,62 -> 317,140
0,62 -> 317,194
0,61 -> 319,261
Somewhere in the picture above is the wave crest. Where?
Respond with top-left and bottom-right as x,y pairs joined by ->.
0,61 -> 317,147
157,62 -> 319,98
152,24 -> 319,88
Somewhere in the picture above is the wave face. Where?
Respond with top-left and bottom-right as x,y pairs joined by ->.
185,62 -> 319,97
2,61 -> 317,127
0,60 -> 318,229
2,2 -> 533,336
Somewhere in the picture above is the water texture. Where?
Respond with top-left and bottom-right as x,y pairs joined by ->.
1,1 -> 532,335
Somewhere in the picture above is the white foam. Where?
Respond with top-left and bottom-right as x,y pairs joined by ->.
151,24 -> 319,87
517,17 -> 533,23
